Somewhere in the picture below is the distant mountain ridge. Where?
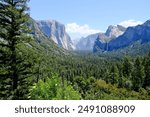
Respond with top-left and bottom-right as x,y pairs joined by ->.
76,33 -> 99,51
93,20 -> 150,52
28,17 -> 150,56
76,25 -> 126,51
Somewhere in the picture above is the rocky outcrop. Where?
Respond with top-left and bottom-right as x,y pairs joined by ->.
93,20 -> 150,52
37,20 -> 75,50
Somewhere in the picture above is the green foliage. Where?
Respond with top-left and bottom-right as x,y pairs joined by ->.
109,65 -> 119,84
132,58 -> 145,91
0,0 -> 149,100
85,79 -> 150,100
124,80 -> 133,90
0,0 -> 32,99
143,53 -> 150,87
122,57 -> 133,79
29,74 -> 81,100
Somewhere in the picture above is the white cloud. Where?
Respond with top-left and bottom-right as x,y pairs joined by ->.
66,23 -> 101,37
119,20 -> 143,27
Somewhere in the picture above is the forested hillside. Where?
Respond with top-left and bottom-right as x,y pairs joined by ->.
0,0 -> 150,100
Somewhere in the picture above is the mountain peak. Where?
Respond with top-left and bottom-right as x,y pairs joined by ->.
105,25 -> 126,37
107,25 -> 116,29
94,20 -> 150,53
143,20 -> 150,26
116,25 -> 126,30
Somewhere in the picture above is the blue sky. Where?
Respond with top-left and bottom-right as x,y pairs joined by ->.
29,0 -> 150,39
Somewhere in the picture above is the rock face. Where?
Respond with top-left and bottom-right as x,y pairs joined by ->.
93,20 -> 150,52
27,18 -> 69,55
105,25 -> 126,39
28,18 -> 51,44
37,20 -> 74,50
76,25 -> 125,51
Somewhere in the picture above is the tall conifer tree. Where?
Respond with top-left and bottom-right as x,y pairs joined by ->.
109,65 -> 119,84
0,0 -> 31,99
143,53 -> 150,87
132,58 -> 145,91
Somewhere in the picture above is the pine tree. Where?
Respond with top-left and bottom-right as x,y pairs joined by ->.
0,0 -> 32,99
143,53 -> 150,87
109,65 -> 119,84
122,57 -> 133,79
132,58 -> 145,91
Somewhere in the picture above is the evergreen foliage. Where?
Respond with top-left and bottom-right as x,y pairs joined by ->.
132,58 -> 145,91
0,0 -> 150,100
0,0 -> 32,99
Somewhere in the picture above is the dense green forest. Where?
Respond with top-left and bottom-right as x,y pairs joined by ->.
0,0 -> 150,100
